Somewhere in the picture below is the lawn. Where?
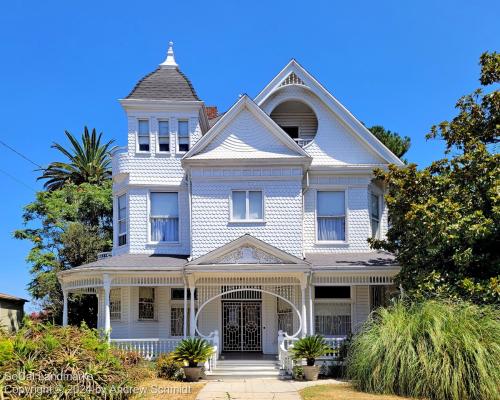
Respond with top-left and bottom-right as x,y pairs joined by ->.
300,384 -> 414,400
131,379 -> 205,400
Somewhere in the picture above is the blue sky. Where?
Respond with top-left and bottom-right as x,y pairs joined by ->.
0,1 -> 498,310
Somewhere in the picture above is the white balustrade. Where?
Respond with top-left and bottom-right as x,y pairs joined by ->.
110,338 -> 182,360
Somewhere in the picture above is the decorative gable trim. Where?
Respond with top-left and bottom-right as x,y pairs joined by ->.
254,60 -> 404,166
181,95 -> 311,162
279,72 -> 306,87
187,234 -> 309,266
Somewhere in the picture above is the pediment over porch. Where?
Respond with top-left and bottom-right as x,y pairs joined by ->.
187,234 -> 309,267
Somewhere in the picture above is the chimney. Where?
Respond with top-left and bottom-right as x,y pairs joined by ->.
205,106 -> 218,120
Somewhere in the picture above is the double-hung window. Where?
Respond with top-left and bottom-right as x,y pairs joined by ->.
138,287 -> 155,320
137,120 -> 150,152
370,193 -> 380,238
317,191 -> 346,241
178,120 -> 189,152
231,190 -> 263,221
117,194 -> 127,246
314,286 -> 351,336
158,120 -> 170,152
150,192 -> 179,242
110,288 -> 121,320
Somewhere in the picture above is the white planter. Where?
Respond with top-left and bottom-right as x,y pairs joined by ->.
303,365 -> 320,381
183,366 -> 202,382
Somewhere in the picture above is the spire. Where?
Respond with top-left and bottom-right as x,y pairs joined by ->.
160,41 -> 178,69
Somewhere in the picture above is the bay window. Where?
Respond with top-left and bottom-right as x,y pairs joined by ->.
158,120 -> 170,152
231,190 -> 263,221
137,120 -> 150,152
317,191 -> 346,241
150,192 -> 179,242
117,194 -> 127,246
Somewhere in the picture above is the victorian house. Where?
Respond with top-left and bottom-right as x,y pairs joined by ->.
58,42 -> 402,373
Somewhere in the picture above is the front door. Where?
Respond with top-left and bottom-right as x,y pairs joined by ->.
222,301 -> 262,352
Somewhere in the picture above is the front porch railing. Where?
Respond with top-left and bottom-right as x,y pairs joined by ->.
110,331 -> 219,373
277,330 -> 347,376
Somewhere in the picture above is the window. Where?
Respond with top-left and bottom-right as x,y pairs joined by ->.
150,192 -> 179,242
178,120 -> 189,152
158,120 -> 170,152
317,191 -> 346,241
137,120 -> 150,152
370,193 -> 380,238
315,286 -> 351,299
315,303 -> 351,336
171,288 -> 197,300
110,288 -> 121,320
117,194 -> 127,246
170,307 -> 184,336
277,298 -> 293,334
280,126 -> 299,138
231,190 -> 263,221
138,287 -> 155,320
370,286 -> 390,311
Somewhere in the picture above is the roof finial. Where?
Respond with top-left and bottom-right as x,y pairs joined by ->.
160,41 -> 178,69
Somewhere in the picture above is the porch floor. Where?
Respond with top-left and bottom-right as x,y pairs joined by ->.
220,352 -> 277,361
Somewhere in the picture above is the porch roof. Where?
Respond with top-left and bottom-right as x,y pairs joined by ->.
59,253 -> 188,276
306,251 -> 398,269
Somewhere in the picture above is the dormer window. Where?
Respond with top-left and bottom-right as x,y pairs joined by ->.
178,120 -> 189,152
138,120 -> 150,152
158,120 -> 170,152
270,100 -> 318,147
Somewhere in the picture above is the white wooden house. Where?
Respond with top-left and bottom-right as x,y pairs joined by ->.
58,43 -> 402,371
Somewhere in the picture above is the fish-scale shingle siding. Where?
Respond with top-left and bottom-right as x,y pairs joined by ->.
190,172 -> 303,258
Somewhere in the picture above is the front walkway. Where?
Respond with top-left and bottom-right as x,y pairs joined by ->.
196,378 -> 341,400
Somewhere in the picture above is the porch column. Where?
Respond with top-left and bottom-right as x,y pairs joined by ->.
300,275 -> 308,337
103,274 -> 111,338
308,281 -> 314,335
62,290 -> 68,327
188,276 -> 196,336
183,285 -> 188,338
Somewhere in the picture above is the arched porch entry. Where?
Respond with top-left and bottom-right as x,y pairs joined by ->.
189,275 -> 308,354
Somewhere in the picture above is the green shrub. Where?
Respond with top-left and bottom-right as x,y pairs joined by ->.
155,353 -> 184,380
346,300 -> 500,400
171,337 -> 214,368
0,322 -> 150,399
290,335 -> 331,366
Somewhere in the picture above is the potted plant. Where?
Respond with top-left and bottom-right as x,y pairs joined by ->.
171,337 -> 214,381
291,335 -> 331,381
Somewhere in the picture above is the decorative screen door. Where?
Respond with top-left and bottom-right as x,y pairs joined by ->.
222,301 -> 262,352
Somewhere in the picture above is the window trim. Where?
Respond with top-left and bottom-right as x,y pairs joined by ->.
117,193 -> 127,247
229,190 -> 265,223
315,189 -> 348,244
177,119 -> 190,153
148,191 -> 180,244
138,287 -> 156,321
136,119 -> 151,153
313,285 -> 353,337
157,119 -> 170,154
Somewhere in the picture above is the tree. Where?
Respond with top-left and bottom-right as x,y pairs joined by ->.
38,127 -> 114,191
14,182 -> 113,323
370,52 -> 499,304
368,125 -> 411,159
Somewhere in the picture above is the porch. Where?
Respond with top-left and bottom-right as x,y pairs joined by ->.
58,259 -> 397,375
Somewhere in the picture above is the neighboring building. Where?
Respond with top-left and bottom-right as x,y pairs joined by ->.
58,43 -> 402,359
0,293 -> 27,332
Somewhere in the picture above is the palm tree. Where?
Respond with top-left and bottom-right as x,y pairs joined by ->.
39,127 -> 115,191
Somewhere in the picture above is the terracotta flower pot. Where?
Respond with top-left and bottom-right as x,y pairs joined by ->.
302,365 -> 320,381
183,366 -> 202,381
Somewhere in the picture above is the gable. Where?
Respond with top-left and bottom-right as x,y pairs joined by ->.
187,234 -> 308,266
255,61 -> 404,166
183,96 -> 311,163
193,109 -> 299,159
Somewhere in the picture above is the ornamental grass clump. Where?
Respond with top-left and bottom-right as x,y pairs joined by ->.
346,300 -> 500,400
0,320 -> 152,399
